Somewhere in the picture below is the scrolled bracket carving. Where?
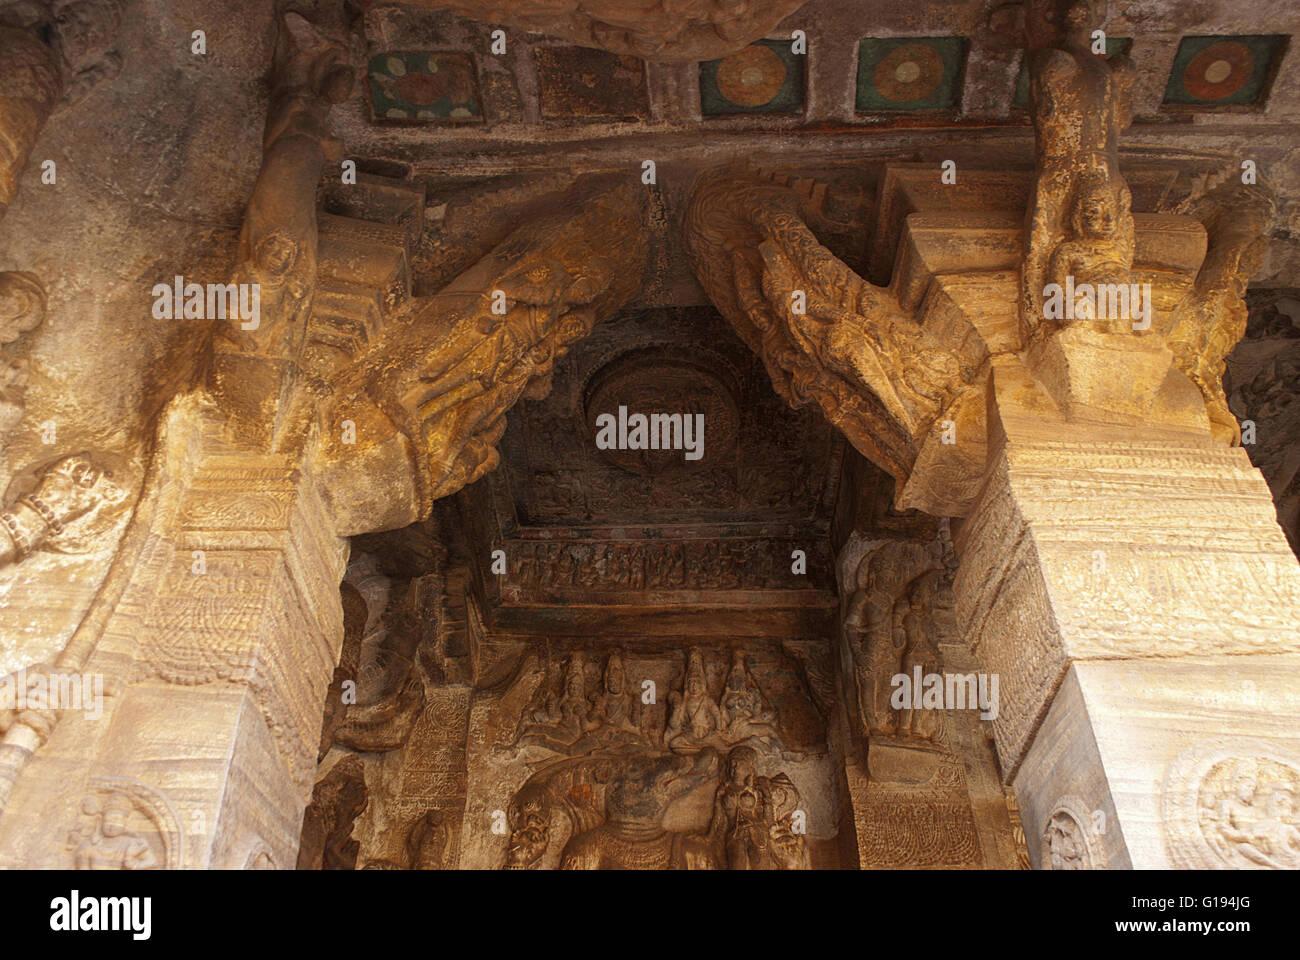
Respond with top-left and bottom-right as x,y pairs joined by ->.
684,163 -> 974,498
318,176 -> 649,536
208,11 -> 354,449
1165,182 -> 1277,445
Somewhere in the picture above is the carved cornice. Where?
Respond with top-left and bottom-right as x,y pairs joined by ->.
410,0 -> 808,61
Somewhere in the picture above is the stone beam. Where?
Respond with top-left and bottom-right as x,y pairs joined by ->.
407,0 -> 809,61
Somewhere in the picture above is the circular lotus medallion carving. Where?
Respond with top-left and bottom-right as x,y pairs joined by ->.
583,354 -> 738,475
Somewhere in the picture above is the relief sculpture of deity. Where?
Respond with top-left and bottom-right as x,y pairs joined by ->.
209,11 -> 354,445
1020,0 -> 1136,342
496,646 -> 815,870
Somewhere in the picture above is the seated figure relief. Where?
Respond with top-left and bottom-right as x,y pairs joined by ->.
66,793 -> 157,871
500,744 -> 809,870
1043,161 -> 1135,334
665,648 -> 722,750
666,647 -> 785,754
518,652 -> 596,750
512,646 -> 797,762
719,649 -> 777,743
585,650 -> 644,742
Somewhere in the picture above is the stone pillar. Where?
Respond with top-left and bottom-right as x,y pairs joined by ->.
953,368 -> 1300,869
0,394 -> 346,869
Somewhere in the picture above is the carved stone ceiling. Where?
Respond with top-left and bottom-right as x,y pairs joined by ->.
338,0 -> 1300,283
493,306 -> 841,532
458,305 -> 846,639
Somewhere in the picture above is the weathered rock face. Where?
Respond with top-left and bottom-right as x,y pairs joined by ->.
1227,291 -> 1300,554
0,0 -> 1298,872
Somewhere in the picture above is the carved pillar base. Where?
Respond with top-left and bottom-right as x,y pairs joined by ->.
953,418 -> 1300,868
0,392 -> 347,869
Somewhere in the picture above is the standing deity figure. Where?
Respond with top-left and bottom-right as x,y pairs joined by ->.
665,648 -> 722,751
1020,0 -> 1136,341
69,793 -> 157,870
849,555 -> 904,738
714,745 -> 769,869
896,572 -> 944,742
705,746 -> 809,870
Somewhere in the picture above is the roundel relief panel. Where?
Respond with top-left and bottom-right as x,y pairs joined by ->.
856,37 -> 966,112
583,354 -> 739,476
1162,35 -> 1287,107
1162,738 -> 1300,869
700,40 -> 805,115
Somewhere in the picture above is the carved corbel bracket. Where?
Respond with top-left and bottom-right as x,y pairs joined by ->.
1012,0 -> 1272,452
315,176 -> 649,537
685,163 -> 977,514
